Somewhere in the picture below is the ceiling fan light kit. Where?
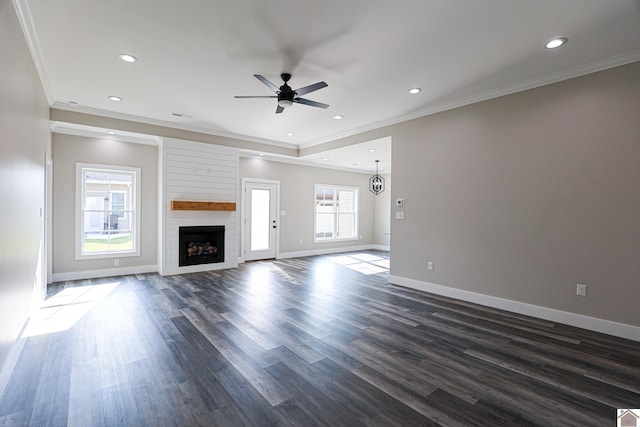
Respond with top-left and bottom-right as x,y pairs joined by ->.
235,73 -> 329,114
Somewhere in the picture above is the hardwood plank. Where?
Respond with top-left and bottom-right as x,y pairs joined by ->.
3,250 -> 639,426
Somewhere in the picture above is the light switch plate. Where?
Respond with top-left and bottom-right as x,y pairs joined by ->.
395,211 -> 405,220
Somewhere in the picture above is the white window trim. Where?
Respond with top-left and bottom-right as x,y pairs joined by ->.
75,163 -> 141,260
313,183 -> 359,243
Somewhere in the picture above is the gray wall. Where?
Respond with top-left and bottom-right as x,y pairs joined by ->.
52,134 -> 158,276
388,62 -> 640,327
0,1 -> 50,369
374,173 -> 391,247
239,158 -> 381,255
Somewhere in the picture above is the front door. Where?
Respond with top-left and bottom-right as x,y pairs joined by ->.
244,180 -> 278,261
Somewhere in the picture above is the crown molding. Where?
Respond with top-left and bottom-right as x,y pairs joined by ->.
239,151 -> 375,175
299,52 -> 640,149
51,103 -> 298,151
50,122 -> 161,146
13,0 -> 55,105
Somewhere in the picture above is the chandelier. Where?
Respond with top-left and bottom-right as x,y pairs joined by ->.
369,160 -> 385,195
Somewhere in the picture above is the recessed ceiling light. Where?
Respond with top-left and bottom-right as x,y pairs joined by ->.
545,38 -> 567,49
107,131 -> 115,135
108,96 -> 122,102
323,158 -> 330,161
409,88 -> 422,94
333,115 -> 343,120
259,153 -> 265,156
119,54 -> 137,63
286,132 -> 294,136
369,149 -> 376,152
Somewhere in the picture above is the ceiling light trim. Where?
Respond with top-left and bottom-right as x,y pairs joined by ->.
545,37 -> 567,49
119,53 -> 137,62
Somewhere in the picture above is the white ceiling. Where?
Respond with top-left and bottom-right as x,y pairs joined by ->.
17,0 -> 640,173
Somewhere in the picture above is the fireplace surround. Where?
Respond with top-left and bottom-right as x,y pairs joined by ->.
178,226 -> 225,267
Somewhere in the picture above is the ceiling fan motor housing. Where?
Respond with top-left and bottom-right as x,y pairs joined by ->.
278,89 -> 295,103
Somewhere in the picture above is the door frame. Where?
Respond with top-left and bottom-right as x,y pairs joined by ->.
241,178 -> 280,262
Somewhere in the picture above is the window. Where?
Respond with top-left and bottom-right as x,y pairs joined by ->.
314,184 -> 358,242
76,163 -> 140,259
110,191 -> 126,219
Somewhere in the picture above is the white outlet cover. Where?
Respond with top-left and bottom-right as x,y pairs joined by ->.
395,211 -> 405,220
576,284 -> 587,296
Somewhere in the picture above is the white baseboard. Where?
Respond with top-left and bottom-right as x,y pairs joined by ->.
160,261 -> 238,276
277,244 -> 382,260
51,265 -> 158,283
371,244 -> 390,251
388,275 -> 640,342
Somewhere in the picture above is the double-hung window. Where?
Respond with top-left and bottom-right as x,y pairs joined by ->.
314,184 -> 358,242
76,163 -> 140,259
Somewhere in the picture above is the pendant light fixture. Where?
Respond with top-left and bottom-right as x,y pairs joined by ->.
369,160 -> 385,195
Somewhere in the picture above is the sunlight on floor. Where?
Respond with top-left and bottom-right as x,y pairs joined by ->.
24,282 -> 121,337
328,252 -> 389,275
244,264 -> 279,307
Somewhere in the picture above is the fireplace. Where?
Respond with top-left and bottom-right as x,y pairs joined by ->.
179,226 -> 225,267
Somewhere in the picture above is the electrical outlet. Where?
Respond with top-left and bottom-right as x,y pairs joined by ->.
427,261 -> 434,271
576,283 -> 587,297
114,259 -> 119,267
299,238 -> 303,245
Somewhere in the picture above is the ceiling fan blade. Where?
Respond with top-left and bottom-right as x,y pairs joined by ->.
294,81 -> 328,96
294,98 -> 329,109
276,105 -> 285,114
254,74 -> 280,93
234,95 -> 277,99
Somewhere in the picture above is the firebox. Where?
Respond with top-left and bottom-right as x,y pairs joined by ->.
179,226 -> 225,267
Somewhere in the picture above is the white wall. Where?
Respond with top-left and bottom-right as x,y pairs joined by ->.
51,134 -> 158,280
0,1 -> 50,371
374,173 -> 391,249
160,138 -> 238,275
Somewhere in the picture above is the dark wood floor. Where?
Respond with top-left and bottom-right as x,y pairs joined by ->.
1,251 -> 639,426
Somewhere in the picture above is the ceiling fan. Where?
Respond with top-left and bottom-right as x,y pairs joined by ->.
235,73 -> 329,114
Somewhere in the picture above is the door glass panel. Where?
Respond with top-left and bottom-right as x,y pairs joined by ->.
251,189 -> 271,251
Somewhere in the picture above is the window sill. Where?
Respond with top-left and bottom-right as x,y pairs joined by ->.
314,237 -> 360,244
76,251 -> 140,261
